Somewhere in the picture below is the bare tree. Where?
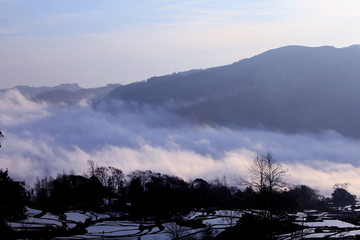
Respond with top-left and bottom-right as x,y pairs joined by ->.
221,209 -> 242,227
242,152 -> 287,195
240,152 -> 287,221
165,222 -> 187,240
333,183 -> 349,191
109,166 -> 125,193
94,166 -> 109,186
86,160 -> 109,186
87,159 -> 96,177
0,130 -> 4,149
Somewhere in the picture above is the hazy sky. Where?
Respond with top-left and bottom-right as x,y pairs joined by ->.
1,0 -> 360,89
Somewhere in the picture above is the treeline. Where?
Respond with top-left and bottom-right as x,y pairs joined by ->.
1,160 -> 357,223
29,162 -> 235,218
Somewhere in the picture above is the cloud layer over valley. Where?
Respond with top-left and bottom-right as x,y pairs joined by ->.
1,90 -> 360,196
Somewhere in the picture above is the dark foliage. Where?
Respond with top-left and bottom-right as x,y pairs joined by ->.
288,185 -> 328,210
0,217 -> 15,240
232,187 -> 257,209
332,187 -> 356,207
2,165 -> 353,240
215,213 -> 303,240
32,173 -> 107,213
125,171 -> 237,220
190,178 -> 233,209
0,130 -> 3,148
27,165 -> 335,220
127,170 -> 192,218
0,169 -> 28,220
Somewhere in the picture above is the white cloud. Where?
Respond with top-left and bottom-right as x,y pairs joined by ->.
0,90 -> 50,126
1,92 -> 360,197
287,160 -> 360,196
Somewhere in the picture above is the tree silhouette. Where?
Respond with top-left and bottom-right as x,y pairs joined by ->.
331,184 -> 356,207
288,185 -> 327,210
0,130 -> 4,149
0,169 -> 28,220
240,152 -> 287,229
242,153 -> 287,195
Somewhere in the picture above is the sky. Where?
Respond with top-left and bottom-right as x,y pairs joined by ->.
1,0 -> 360,89
2,0 -> 360,197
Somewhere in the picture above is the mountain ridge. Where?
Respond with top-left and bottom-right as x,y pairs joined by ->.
3,45 -> 360,138
104,45 -> 360,138
107,45 -> 360,104
0,83 -> 121,105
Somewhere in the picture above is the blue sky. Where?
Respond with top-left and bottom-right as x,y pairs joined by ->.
1,0 -> 360,88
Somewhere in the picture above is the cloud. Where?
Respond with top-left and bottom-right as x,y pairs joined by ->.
1,90 -> 360,196
0,90 -> 50,126
286,161 -> 360,196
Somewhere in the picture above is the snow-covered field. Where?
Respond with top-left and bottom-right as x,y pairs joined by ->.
279,213 -> 360,239
8,208 -> 237,239
8,208 -> 111,232
55,210 -> 236,239
8,207 -> 360,239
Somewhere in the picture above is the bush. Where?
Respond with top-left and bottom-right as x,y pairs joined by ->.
0,169 -> 28,220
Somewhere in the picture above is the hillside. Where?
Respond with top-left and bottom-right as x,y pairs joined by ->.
32,84 -> 121,105
105,45 -> 360,138
0,83 -> 121,105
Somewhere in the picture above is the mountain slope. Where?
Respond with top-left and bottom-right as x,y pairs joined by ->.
32,84 -> 121,105
105,45 -> 360,138
0,83 -> 121,105
1,83 -> 82,99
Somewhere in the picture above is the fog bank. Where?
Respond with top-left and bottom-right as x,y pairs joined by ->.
1,90 -> 360,196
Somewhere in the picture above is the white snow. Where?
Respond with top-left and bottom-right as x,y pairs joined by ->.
41,212 -> 60,221
304,219 -> 355,228
84,211 -> 110,221
26,216 -> 63,227
335,229 -> 360,237
65,211 -> 90,223
25,207 -> 42,217
86,221 -> 139,235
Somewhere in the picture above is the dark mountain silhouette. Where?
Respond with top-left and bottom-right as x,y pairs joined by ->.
0,83 -> 121,105
1,83 -> 82,98
32,84 -> 121,105
106,45 -> 360,138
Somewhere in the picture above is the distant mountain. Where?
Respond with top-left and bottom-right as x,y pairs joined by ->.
1,83 -> 82,98
1,83 -> 121,105
105,45 -> 360,138
32,84 -> 121,105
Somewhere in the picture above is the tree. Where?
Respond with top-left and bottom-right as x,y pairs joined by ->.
288,185 -> 327,210
109,166 -> 125,194
31,173 -> 107,213
190,178 -> 212,208
93,166 -> 109,186
241,153 -> 287,221
32,176 -> 53,207
0,132 -> 28,220
0,130 -> 3,149
0,169 -> 28,220
87,159 -> 96,177
238,153 -> 288,239
331,184 -> 356,207
242,153 -> 287,195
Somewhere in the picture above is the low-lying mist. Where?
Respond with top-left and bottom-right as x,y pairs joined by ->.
1,90 -> 360,196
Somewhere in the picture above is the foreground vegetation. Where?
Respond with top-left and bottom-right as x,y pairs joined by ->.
0,154 -> 359,239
